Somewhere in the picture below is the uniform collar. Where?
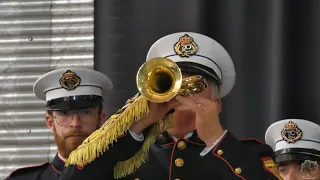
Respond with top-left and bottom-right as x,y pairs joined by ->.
170,132 -> 193,142
155,130 -> 205,145
52,153 -> 65,174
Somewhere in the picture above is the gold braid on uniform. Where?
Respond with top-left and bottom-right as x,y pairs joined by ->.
64,93 -> 174,179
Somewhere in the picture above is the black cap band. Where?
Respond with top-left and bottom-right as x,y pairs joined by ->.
176,61 -> 221,86
46,95 -> 103,111
275,148 -> 320,163
164,54 -> 222,84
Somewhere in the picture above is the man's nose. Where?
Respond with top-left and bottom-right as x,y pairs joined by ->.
69,113 -> 81,128
284,171 -> 298,180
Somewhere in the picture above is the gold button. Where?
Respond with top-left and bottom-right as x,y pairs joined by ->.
174,179 -> 181,180
235,167 -> 242,174
134,178 -> 139,180
174,158 -> 184,167
177,141 -> 186,150
217,149 -> 224,156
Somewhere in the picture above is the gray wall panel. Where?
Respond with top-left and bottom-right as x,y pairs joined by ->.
0,0 -> 94,179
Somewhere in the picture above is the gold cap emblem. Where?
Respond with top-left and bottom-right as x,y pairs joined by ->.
281,120 -> 303,143
173,34 -> 198,57
59,70 -> 81,91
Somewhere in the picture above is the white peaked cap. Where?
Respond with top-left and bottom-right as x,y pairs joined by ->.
265,119 -> 320,162
33,67 -> 113,110
146,32 -> 236,98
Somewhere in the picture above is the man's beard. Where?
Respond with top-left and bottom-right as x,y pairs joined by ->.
53,124 -> 99,159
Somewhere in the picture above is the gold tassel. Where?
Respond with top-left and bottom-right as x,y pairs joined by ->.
113,114 -> 173,179
65,95 -> 149,167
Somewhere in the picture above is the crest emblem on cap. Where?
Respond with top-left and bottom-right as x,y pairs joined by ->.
59,70 -> 81,91
173,34 -> 198,57
281,120 -> 303,143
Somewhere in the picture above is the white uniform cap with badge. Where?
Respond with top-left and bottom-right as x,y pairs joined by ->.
265,119 -> 320,163
146,32 -> 236,98
33,68 -> 113,111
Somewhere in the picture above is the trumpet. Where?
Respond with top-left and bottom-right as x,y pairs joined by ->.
136,57 -> 208,103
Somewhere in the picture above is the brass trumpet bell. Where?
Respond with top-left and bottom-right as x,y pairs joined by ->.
136,57 -> 183,103
136,57 -> 208,103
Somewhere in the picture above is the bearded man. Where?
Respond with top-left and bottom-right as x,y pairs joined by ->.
5,68 -> 142,180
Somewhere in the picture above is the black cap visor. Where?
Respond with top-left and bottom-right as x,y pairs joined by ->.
275,148 -> 320,163
46,95 -> 103,111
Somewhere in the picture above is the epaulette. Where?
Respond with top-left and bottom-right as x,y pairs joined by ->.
6,162 -> 49,178
240,138 -> 264,145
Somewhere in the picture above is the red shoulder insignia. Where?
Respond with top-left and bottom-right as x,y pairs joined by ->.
240,138 -> 264,144
6,162 -> 49,178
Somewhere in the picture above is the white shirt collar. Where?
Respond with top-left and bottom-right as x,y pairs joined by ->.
57,153 -> 66,162
170,132 -> 194,142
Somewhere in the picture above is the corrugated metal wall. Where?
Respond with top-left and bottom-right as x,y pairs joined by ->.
0,0 -> 94,179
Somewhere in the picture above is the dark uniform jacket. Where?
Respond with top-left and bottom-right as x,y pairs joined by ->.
60,130 -> 282,180
5,131 -> 142,180
5,154 -> 64,180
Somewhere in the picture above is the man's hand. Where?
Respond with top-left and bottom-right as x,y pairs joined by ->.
175,95 -> 224,146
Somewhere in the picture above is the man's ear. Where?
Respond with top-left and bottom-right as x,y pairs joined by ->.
99,112 -> 107,127
215,97 -> 222,113
45,112 -> 54,131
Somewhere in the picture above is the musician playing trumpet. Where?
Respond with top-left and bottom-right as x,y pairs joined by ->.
60,32 -> 282,180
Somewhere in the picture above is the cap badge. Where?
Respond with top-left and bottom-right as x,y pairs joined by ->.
281,120 -> 303,143
173,34 -> 198,57
59,70 -> 81,91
